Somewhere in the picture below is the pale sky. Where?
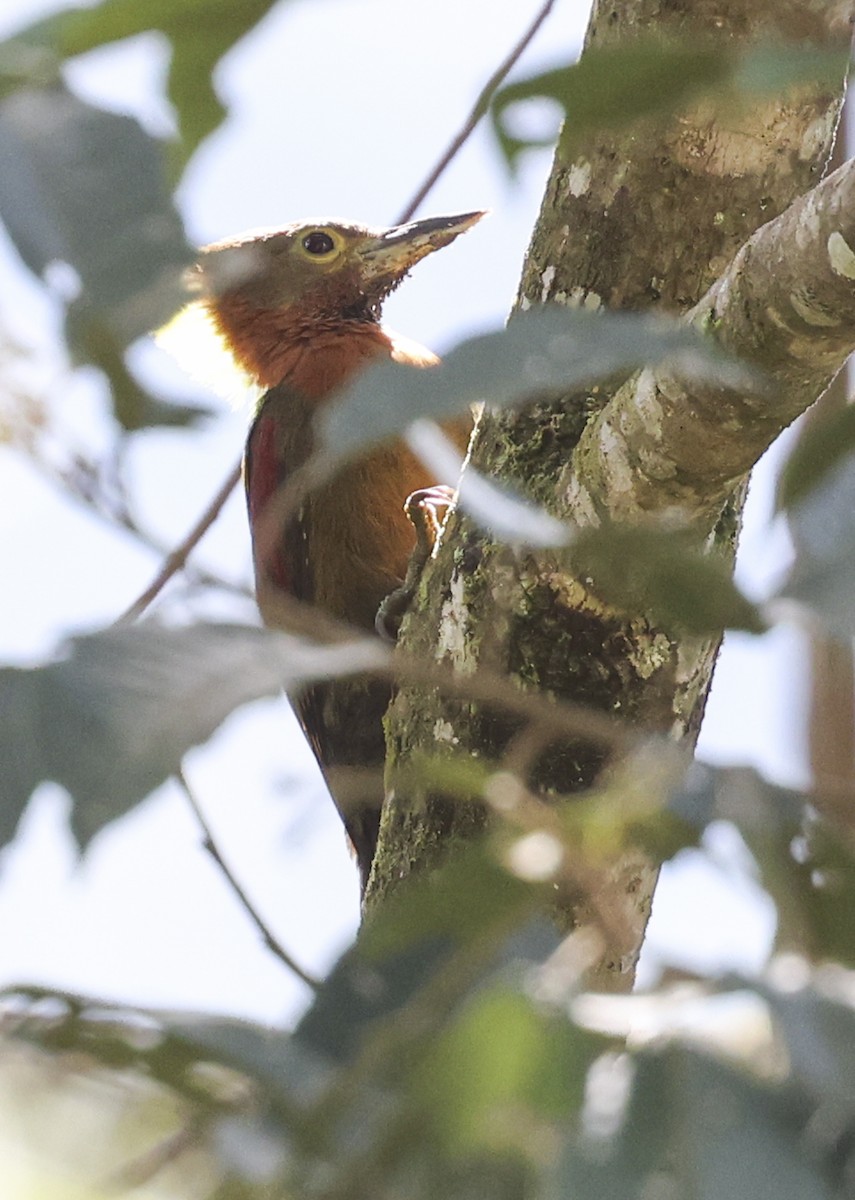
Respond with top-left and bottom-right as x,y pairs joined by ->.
0,0 -> 787,1024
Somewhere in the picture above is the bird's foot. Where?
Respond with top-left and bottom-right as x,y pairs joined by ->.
375,485 -> 456,642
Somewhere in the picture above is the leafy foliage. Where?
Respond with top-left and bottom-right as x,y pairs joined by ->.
4,776 -> 855,1197
0,622 -> 387,850
2,0 -> 283,173
318,307 -> 750,469
491,39 -> 850,169
2,0 -> 855,1196
570,524 -> 765,636
777,402 -> 855,512
0,0 -> 285,432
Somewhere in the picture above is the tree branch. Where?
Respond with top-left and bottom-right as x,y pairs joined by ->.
175,770 -> 321,991
115,459 -> 242,625
568,155 -> 855,525
395,0 -> 556,224
372,0 -> 854,987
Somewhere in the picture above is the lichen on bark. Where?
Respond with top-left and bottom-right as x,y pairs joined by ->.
367,0 -> 855,990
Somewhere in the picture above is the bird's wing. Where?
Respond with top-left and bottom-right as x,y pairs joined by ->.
244,384 -> 315,607
244,385 -> 384,887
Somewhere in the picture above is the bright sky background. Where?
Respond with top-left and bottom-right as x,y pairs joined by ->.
0,0 -> 796,1026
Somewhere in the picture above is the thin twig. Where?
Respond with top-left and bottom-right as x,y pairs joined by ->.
114,459 -> 242,625
395,0 -> 557,224
103,1122 -> 200,1193
175,769 -> 321,991
29,447 -> 251,602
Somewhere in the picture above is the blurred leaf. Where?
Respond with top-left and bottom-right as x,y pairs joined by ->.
360,846 -> 548,962
416,985 -> 599,1156
779,454 -> 855,640
572,525 -> 765,635
553,1045 -> 833,1200
665,763 -> 804,834
298,847 -> 550,1066
319,308 -> 750,470
4,0 -> 281,172
0,83 -> 191,345
67,309 -> 211,430
791,821 -> 855,967
665,764 -> 855,967
491,40 -> 848,169
0,622 -> 388,850
777,401 -> 855,512
492,42 -> 726,168
761,983 -> 855,1120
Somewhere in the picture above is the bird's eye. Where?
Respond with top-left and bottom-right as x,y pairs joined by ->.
302,231 -> 336,256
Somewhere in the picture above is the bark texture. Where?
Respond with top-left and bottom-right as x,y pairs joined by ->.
369,0 -> 855,991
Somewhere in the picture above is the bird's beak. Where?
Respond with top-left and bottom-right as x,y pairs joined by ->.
358,211 -> 486,282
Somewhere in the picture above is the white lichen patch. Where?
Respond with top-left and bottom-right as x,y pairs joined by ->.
563,476 -> 601,529
435,569 -> 472,670
795,203 -> 821,250
519,295 -> 532,311
799,113 -> 834,163
633,369 -> 665,433
828,230 -> 855,279
789,288 -> 839,328
540,264 -> 556,302
626,629 -> 672,680
599,421 -> 636,499
764,304 -> 794,333
567,159 -> 592,197
432,718 -> 458,745
559,286 -> 603,312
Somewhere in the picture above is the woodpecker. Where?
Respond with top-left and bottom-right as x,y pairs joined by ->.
193,212 -> 483,893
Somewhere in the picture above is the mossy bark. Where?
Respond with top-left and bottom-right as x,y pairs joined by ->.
368,0 -> 854,990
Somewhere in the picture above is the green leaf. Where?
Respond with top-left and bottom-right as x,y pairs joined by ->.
779,455 -> 855,640
66,309 -> 211,431
318,308 -> 750,471
553,1045 -> 834,1200
0,84 -> 192,345
491,40 -> 849,170
4,0 -> 282,172
298,847 -> 551,1066
0,622 -> 388,850
492,42 -> 728,169
416,985 -> 598,1157
777,403 -> 855,511
760,984 -> 855,1121
571,524 -> 766,635
664,765 -> 855,967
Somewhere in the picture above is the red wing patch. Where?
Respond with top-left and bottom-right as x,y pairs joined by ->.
244,398 -> 313,601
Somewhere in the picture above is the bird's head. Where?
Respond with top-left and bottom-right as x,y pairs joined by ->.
160,211 -> 484,396
194,211 -> 484,322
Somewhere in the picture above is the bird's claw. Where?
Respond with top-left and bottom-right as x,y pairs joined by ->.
375,485 -> 457,642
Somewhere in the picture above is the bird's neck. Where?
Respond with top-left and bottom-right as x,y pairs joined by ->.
207,297 -> 398,397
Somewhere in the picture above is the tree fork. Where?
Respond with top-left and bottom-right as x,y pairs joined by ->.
370,0 -> 854,991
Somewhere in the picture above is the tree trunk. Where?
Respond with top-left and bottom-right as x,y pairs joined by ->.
368,0 -> 854,992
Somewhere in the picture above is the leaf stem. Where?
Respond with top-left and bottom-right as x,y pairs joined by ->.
175,768 -> 322,991
115,459 -> 242,625
396,0 -> 556,223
